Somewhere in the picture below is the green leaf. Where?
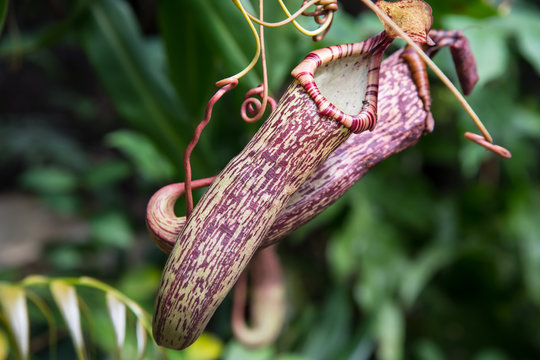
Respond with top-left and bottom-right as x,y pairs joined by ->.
184,0 -> 261,89
24,289 -> 58,360
0,0 -> 90,57
375,302 -> 404,360
511,106 -> 540,138
474,349 -> 510,360
512,10 -> 540,74
275,355 -> 312,360
0,284 -> 29,360
321,11 -> 384,47
0,122 -> 89,171
90,212 -> 134,248
135,319 -> 147,360
79,0 -> 192,170
327,194 -> 375,282
158,0 -> 218,119
509,193 -> 540,304
443,16 -> 509,87
83,159 -> 131,190
0,0 -> 8,36
0,328 -> 8,360
19,166 -> 77,194
223,341 -> 273,360
48,246 -> 83,271
257,2 -> 312,90
117,266 -> 161,304
158,0 -> 304,108
400,245 -> 454,308
427,0 -> 498,20
414,339 -> 446,360
345,332 -> 376,360
50,281 -> 86,360
105,130 -> 174,182
184,333 -> 223,360
106,293 -> 126,356
299,290 -> 353,360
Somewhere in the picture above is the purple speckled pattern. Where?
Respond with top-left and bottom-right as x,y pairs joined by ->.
149,29 -> 479,350
264,48 -> 429,244
263,29 -> 478,244
153,82 -> 350,349
153,33 -> 392,350
146,30 -> 473,255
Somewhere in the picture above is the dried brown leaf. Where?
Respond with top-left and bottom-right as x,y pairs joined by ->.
375,0 -> 434,44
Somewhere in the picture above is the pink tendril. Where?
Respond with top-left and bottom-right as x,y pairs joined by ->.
241,84 -> 277,123
302,0 -> 338,41
464,132 -> 512,159
184,79 -> 239,217
302,0 -> 338,17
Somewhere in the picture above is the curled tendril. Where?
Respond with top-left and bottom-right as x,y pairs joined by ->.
241,84 -> 277,123
277,0 -> 337,40
300,0 -> 338,41
302,0 -> 339,16
238,0 -> 318,27
236,0 -> 337,41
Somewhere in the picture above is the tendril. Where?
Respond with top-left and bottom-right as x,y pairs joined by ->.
241,0 -> 275,123
237,0 -> 320,28
277,0 -> 337,40
232,0 -> 337,43
184,80 -> 238,217
300,0 -> 338,41
302,0 -> 338,17
241,84 -> 277,123
464,132 -> 511,158
223,0 -> 263,84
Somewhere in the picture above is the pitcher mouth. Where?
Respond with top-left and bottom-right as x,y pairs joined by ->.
291,31 -> 393,133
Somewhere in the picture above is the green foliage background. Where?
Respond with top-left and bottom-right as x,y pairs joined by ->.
1,0 -> 539,359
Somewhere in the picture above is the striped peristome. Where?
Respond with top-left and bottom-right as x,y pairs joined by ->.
291,32 -> 392,133
152,32 -> 393,350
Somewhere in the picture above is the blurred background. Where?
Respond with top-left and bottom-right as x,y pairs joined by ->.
0,0 -> 539,359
